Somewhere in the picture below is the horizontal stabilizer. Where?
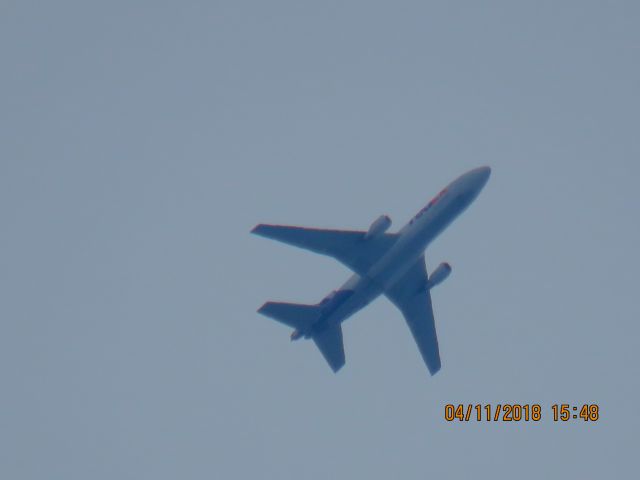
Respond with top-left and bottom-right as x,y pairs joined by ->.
313,324 -> 345,373
258,302 -> 321,330
258,301 -> 346,373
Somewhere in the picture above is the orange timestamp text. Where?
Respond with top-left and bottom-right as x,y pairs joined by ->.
444,404 -> 600,422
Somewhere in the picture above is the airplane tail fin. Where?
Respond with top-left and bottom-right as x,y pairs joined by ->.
257,301 -> 346,373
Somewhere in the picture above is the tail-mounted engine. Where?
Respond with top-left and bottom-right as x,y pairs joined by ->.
427,262 -> 451,289
364,215 -> 392,239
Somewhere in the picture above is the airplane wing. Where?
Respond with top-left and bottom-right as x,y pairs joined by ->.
251,224 -> 398,275
312,324 -> 345,372
385,256 -> 441,375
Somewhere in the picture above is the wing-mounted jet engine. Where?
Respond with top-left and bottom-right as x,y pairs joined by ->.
364,215 -> 392,240
427,262 -> 451,289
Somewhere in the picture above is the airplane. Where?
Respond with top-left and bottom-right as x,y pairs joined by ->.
252,166 -> 491,375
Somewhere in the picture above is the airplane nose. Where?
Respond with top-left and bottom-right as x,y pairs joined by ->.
474,166 -> 491,189
453,166 -> 492,202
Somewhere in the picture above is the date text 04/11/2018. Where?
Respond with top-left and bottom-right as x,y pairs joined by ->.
444,404 -> 600,422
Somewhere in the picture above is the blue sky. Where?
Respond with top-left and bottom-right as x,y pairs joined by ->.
1,2 -> 638,478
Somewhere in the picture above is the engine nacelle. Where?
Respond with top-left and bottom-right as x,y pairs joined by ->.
427,262 -> 451,289
364,215 -> 392,240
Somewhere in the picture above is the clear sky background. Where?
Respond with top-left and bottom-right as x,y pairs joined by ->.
1,1 -> 639,479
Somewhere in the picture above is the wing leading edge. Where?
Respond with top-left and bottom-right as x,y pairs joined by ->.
385,256 -> 441,375
251,224 -> 397,275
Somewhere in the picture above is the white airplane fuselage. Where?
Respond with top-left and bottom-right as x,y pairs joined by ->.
301,166 -> 491,338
